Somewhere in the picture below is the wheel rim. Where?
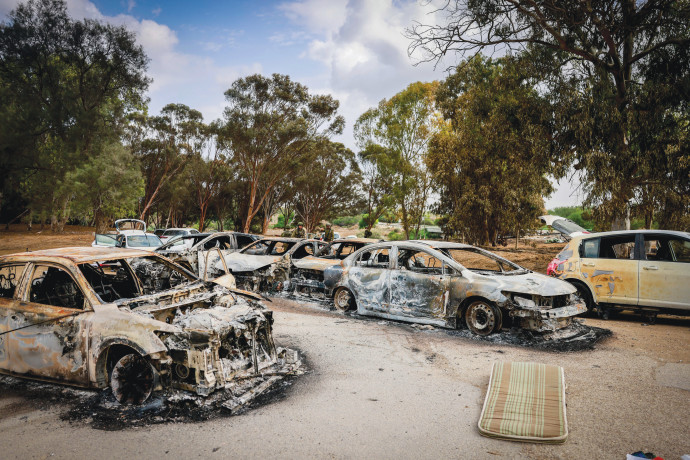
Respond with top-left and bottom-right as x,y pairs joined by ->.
466,302 -> 496,336
111,354 -> 154,405
334,288 -> 352,311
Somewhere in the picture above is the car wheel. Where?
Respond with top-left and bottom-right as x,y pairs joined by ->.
572,281 -> 595,315
110,354 -> 154,405
333,287 -> 355,312
465,300 -> 501,336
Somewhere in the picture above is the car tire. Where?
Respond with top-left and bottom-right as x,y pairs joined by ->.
465,300 -> 502,336
333,287 -> 355,312
570,280 -> 596,316
110,353 -> 155,405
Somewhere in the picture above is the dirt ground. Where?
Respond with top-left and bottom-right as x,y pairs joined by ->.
0,226 -> 688,458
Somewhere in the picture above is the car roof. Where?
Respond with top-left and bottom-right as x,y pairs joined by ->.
408,239 -> 475,249
0,247 -> 157,264
572,229 -> 690,239
163,228 -> 195,232
330,238 -> 382,244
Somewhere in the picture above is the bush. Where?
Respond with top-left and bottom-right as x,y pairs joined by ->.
333,215 -> 361,227
359,214 -> 378,229
274,212 -> 295,229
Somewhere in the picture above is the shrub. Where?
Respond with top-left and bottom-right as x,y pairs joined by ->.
359,214 -> 378,229
333,215 -> 361,227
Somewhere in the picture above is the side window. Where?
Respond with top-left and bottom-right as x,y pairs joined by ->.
236,235 -> 254,249
598,236 -> 636,259
581,239 -> 600,258
128,256 -> 191,295
29,265 -> 85,309
644,235 -> 673,261
355,248 -> 390,268
669,238 -> 690,263
339,244 -> 356,257
203,236 -> 231,250
291,243 -> 314,259
0,264 -> 26,299
397,249 -> 444,275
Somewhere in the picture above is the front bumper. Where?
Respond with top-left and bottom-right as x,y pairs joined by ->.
510,302 -> 588,332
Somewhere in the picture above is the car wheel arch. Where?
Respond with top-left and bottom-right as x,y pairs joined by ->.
565,278 -> 596,310
94,338 -> 160,388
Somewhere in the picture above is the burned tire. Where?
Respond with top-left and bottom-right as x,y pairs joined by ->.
110,354 -> 154,405
333,287 -> 355,312
465,300 -> 502,336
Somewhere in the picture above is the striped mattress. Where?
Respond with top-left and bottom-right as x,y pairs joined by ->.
478,362 -> 568,443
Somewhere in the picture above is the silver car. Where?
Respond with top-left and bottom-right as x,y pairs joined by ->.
323,241 -> 586,335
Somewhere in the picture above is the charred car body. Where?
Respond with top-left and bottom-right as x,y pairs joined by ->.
156,231 -> 259,277
290,238 -> 382,297
323,241 -> 586,335
0,247 -> 287,405
223,238 -> 327,292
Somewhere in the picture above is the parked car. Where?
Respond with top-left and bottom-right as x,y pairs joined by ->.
93,233 -> 163,250
158,227 -> 200,243
156,231 -> 260,276
290,238 -> 382,296
547,230 -> 690,320
0,247 -> 279,404
223,238 -> 328,292
322,241 -> 586,335
92,219 -> 162,250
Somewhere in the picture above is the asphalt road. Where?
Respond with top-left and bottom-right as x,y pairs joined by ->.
0,296 -> 688,459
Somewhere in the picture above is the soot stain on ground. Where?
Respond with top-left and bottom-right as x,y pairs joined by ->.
348,311 -> 612,352
0,352 -> 308,431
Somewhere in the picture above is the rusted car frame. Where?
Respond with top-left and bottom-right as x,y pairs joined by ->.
0,247 -> 288,405
290,238 -> 382,297
156,231 -> 260,277
323,241 -> 586,335
222,238 -> 327,292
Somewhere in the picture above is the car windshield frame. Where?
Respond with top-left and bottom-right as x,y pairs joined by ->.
240,239 -> 297,256
436,247 -> 526,274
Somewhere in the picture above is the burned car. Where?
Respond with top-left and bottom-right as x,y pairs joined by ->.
156,231 -> 259,276
223,238 -> 327,292
323,241 -> 586,335
290,238 -> 381,297
0,247 -> 288,405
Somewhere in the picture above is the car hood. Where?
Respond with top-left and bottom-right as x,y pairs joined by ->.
539,215 -> 588,239
292,256 -> 341,271
467,270 -> 576,296
224,252 -> 282,272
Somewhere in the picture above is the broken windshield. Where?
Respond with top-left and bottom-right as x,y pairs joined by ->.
79,256 -> 196,302
439,248 -> 525,274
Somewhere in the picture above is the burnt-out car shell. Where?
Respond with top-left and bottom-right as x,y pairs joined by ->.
0,247 -> 278,403
290,238 -> 382,295
323,241 -> 586,335
223,238 -> 328,292
155,231 -> 260,276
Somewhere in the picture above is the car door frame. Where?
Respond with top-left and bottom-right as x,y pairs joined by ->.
5,261 -> 93,385
346,245 -> 394,314
638,233 -> 690,310
387,245 -> 452,326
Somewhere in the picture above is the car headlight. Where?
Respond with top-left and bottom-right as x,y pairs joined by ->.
513,295 -> 537,309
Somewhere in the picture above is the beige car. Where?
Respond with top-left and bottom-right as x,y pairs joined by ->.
549,230 -> 690,320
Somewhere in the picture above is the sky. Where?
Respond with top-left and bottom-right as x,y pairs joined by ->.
0,0 -> 583,208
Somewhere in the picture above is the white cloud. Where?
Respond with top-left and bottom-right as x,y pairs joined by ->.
151,7 -> 161,16
278,0 -> 446,148
126,0 -> 135,13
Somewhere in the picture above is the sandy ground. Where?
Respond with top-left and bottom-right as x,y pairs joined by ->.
0,298 -> 687,459
0,226 -> 688,458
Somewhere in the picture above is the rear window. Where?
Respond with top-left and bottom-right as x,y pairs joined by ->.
129,235 -> 162,247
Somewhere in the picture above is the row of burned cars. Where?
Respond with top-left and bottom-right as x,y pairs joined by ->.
1,225 -> 687,407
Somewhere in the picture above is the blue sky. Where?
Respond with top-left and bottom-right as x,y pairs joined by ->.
0,0 -> 582,208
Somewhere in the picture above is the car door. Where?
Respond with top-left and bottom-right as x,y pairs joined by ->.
347,246 -> 392,313
389,247 -> 450,322
6,263 -> 90,384
579,234 -> 638,305
0,263 -> 28,372
638,234 -> 690,310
